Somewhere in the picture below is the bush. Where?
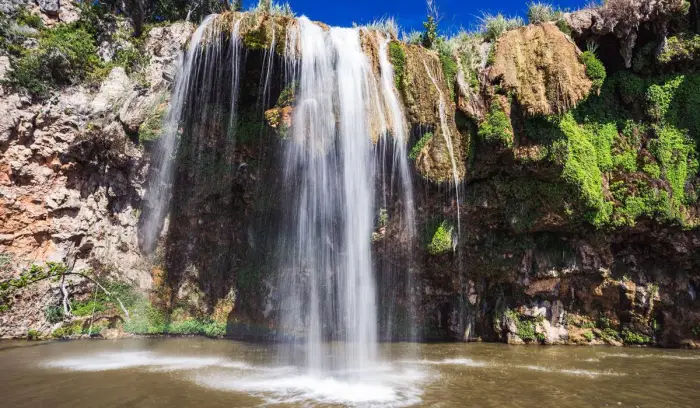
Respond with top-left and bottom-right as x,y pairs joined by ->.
480,13 -> 524,42
527,2 -> 561,24
409,132 -> 433,160
426,220 -> 454,255
580,51 -> 606,91
5,24 -> 101,97
402,30 -> 423,45
478,102 -> 513,147
389,41 -> 406,94
439,48 -> 458,100
44,305 -> 65,324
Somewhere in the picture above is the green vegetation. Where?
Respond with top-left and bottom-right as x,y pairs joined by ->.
506,309 -> 544,343
123,299 -> 226,337
409,132 -> 433,160
621,328 -> 652,345
26,329 -> 40,340
478,102 -> 513,147
650,125 -> 698,210
388,41 -> 407,94
251,0 -> 295,17
139,101 -> 167,143
421,0 -> 440,48
480,13 -> 524,42
426,220 -> 454,255
580,51 -> 607,91
5,24 -> 101,97
276,81 -> 297,107
527,2 -> 562,24
658,34 -> 700,65
439,48 -> 458,100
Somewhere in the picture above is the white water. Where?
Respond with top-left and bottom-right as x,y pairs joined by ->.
278,18 -> 378,375
142,15 -> 244,251
421,59 -> 461,234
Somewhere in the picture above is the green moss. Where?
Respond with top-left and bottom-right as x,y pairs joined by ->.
555,19 -> 572,36
478,102 -> 513,147
580,51 -> 606,91
582,331 -> 594,341
643,162 -> 662,179
558,113 -> 611,226
168,319 -> 226,337
276,81 -> 297,107
426,220 -> 454,256
439,50 -> 458,100
409,132 -> 433,160
646,76 -> 683,121
649,125 -> 698,210
505,309 -> 542,343
242,28 -> 268,50
388,41 -> 406,95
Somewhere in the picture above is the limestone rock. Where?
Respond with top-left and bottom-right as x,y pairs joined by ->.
565,0 -> 688,67
38,0 -> 59,15
489,23 -> 592,116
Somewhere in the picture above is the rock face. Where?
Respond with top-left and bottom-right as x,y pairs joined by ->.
489,23 -> 592,116
0,22 -> 188,338
565,0 -> 688,67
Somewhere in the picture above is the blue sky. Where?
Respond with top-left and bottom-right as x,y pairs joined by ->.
243,0 -> 590,34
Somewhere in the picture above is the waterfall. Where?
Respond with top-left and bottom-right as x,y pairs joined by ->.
376,33 -> 418,341
141,15 -> 243,251
422,59 -> 462,234
278,17 -> 379,375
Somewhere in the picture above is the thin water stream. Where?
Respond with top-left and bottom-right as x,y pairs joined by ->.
2,338 -> 700,407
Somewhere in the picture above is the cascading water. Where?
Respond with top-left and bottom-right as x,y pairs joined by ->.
141,15 -> 244,252
140,12 -> 429,405
277,17 -> 379,375
422,59 -> 462,233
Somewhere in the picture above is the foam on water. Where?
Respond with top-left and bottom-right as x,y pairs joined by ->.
195,366 -> 428,407
43,351 -> 253,372
44,351 -> 430,407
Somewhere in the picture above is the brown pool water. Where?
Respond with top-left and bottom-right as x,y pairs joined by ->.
1,338 -> 699,407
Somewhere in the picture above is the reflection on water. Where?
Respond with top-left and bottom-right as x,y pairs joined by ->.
1,338 -> 700,407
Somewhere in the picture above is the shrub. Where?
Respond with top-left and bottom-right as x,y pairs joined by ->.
16,7 -> 44,30
527,2 -> 561,24
409,132 -> 433,160
252,0 -> 295,17
426,220 -> 454,255
402,30 -> 423,45
439,49 -> 458,100
27,329 -> 41,340
389,41 -> 407,94
480,13 -> 524,42
363,17 -> 399,39
478,102 -> 513,147
621,328 -> 652,345
5,24 -> 101,97
44,305 -> 65,324
580,51 -> 606,91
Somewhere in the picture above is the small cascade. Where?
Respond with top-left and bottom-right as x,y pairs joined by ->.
421,59 -> 462,235
141,15 -> 216,251
375,33 -> 419,341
